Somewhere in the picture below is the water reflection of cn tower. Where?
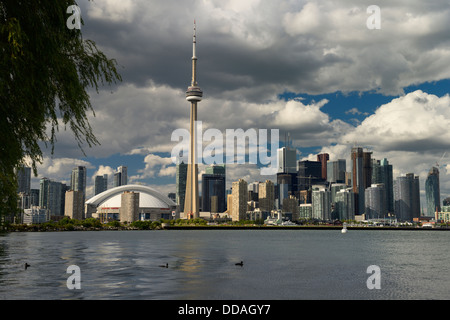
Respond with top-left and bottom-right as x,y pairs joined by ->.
184,21 -> 203,219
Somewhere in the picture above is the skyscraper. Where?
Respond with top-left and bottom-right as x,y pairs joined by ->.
184,21 -> 203,219
16,166 -> 31,194
176,159 -> 188,213
351,147 -> 372,215
312,186 -> 331,221
277,147 -> 297,174
335,188 -> 354,221
297,160 -> 323,191
65,190 -> 84,220
40,178 -> 63,216
259,180 -> 275,213
327,159 -> 346,184
394,173 -> 420,221
231,179 -> 248,221
372,158 -> 394,214
94,174 -> 108,195
317,153 -> 329,180
365,183 -> 387,219
425,166 -> 440,216
114,166 -> 127,187
71,166 -> 86,203
201,173 -> 226,213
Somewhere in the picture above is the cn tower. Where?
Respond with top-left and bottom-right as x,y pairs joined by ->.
184,21 -> 203,219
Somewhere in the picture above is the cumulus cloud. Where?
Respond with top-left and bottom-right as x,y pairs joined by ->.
33,1 -> 450,201
341,90 -> 450,153
130,154 -> 176,182
31,157 -> 94,188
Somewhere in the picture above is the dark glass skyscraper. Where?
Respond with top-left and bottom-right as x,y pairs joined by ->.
201,174 -> 226,213
425,167 -> 440,216
297,160 -> 323,191
176,160 -> 188,213
351,147 -> 372,215
372,158 -> 394,214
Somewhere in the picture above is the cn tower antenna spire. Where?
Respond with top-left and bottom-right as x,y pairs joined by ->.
191,20 -> 198,86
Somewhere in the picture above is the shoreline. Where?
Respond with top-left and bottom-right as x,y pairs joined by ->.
2,225 -> 449,233
163,225 -> 449,231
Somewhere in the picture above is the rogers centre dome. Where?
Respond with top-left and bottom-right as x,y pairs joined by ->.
85,184 -> 178,221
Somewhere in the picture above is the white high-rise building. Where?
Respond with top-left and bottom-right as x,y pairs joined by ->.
335,189 -> 355,221
365,183 -> 387,219
312,187 -> 331,221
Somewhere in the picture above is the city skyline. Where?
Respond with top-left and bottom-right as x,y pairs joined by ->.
26,1 -> 450,209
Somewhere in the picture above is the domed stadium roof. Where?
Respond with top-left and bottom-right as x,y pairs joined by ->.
86,184 -> 176,209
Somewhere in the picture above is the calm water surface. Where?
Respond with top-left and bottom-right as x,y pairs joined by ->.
0,229 -> 448,300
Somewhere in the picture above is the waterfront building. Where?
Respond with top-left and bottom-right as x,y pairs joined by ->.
394,173 -> 420,221
277,146 -> 297,174
176,159 -> 188,213
39,178 -> 64,216
71,166 -> 87,203
297,160 -> 324,191
114,166 -> 127,187
317,153 -> 329,180
259,180 -> 275,212
437,206 -> 450,223
23,207 -> 48,225
276,146 -> 297,208
16,166 -> 31,194
365,184 -> 387,219
282,195 -> 299,221
64,190 -> 84,220
85,185 -> 177,221
335,188 -> 354,221
299,203 -> 312,219
330,183 -> 347,204
94,174 -> 108,195
425,167 -> 440,217
372,158 -> 394,214
231,179 -> 248,221
351,147 -> 372,215
327,159 -> 346,184
277,173 -> 295,208
201,173 -> 226,213
312,186 -> 331,221
184,22 -> 203,219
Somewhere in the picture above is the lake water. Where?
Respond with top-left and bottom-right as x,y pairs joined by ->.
0,229 -> 448,300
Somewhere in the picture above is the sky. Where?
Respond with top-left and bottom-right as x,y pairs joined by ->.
31,0 -> 450,208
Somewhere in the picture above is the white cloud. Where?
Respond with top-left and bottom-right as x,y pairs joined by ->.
130,154 -> 175,182
30,157 -> 94,189
341,90 -> 450,152
87,0 -> 135,23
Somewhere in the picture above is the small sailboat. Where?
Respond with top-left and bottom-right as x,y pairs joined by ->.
341,222 -> 348,234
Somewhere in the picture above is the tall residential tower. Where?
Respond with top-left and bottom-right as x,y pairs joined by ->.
184,21 -> 203,219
